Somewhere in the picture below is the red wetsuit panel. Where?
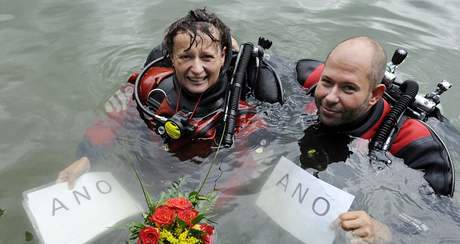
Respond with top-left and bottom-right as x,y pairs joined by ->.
303,63 -> 324,89
390,118 -> 431,155
360,100 -> 391,140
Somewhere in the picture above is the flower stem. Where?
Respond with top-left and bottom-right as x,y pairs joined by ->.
196,122 -> 227,195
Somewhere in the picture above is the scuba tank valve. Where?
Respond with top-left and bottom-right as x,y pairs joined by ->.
222,38 -> 276,147
383,48 -> 453,121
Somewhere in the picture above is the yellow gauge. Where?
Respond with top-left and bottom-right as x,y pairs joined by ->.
165,120 -> 182,139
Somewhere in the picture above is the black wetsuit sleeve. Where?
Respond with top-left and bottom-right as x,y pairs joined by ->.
395,134 -> 453,196
75,138 -> 108,169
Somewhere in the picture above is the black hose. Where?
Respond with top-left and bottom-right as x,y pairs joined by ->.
223,43 -> 253,147
370,80 -> 419,151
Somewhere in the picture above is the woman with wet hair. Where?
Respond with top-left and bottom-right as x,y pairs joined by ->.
57,8 -> 283,191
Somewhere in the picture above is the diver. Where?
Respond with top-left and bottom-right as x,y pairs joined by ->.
296,36 -> 456,243
56,8 -> 284,188
296,36 -> 454,197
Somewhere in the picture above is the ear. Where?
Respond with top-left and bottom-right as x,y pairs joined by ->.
221,46 -> 226,59
169,53 -> 176,69
368,84 -> 385,106
219,46 -> 226,66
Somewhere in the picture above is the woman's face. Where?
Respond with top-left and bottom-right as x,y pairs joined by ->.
170,30 -> 225,94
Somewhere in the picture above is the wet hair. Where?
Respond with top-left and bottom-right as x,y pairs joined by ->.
163,8 -> 230,56
326,36 -> 387,89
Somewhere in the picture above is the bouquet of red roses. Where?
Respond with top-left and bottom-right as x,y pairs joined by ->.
128,179 -> 217,244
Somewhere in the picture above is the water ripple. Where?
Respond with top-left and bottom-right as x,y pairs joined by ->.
86,43 -> 149,99
0,14 -> 14,23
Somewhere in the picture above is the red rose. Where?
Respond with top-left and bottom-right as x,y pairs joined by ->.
200,223 -> 214,235
177,208 -> 199,226
149,206 -> 175,225
203,234 -> 213,244
137,226 -> 160,244
165,197 -> 193,210
198,224 -> 214,244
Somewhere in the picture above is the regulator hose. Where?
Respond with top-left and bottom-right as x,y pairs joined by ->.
223,43 -> 254,147
370,80 -> 419,151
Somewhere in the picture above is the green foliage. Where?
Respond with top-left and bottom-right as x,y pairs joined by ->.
189,228 -> 204,236
128,164 -> 218,244
0,208 -> 4,218
194,191 -> 218,215
191,214 -> 205,226
131,164 -> 155,209
188,191 -> 199,205
128,222 -> 144,239
128,178 -> 218,243
176,218 -> 187,229
154,178 -> 217,213
157,178 -> 187,204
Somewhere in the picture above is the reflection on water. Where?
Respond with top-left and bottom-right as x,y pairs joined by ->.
1,0 -> 460,243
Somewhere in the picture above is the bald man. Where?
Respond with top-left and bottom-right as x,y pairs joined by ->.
314,37 -> 386,127
298,36 -> 454,242
314,37 -> 391,243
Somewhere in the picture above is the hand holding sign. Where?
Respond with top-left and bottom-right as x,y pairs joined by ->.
56,156 -> 90,189
256,157 -> 391,244
23,172 -> 142,244
256,156 -> 355,244
339,210 -> 391,243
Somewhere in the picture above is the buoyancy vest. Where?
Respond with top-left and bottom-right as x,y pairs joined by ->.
82,43 -> 277,161
129,63 -> 265,155
134,43 -> 283,146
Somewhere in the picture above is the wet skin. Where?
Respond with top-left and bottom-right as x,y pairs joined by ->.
170,30 -> 225,95
314,42 -> 384,127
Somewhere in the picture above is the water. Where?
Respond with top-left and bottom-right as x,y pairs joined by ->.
1,0 -> 460,243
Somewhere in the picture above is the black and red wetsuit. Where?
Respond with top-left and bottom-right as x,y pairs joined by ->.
73,45 -> 278,196
77,70 -> 265,162
296,60 -> 454,196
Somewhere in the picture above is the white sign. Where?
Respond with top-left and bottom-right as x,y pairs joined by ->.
256,157 -> 354,244
23,172 -> 142,244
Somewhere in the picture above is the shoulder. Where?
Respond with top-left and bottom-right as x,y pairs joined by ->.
391,118 -> 432,154
296,59 -> 324,89
392,118 -> 454,196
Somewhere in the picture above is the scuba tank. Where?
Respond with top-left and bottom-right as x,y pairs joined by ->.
369,49 -> 455,196
369,49 -> 452,153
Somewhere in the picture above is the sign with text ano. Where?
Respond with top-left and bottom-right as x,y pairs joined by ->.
23,172 -> 142,244
256,157 -> 354,244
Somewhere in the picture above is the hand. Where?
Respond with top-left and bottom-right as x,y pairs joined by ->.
339,210 -> 391,244
56,157 -> 90,189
